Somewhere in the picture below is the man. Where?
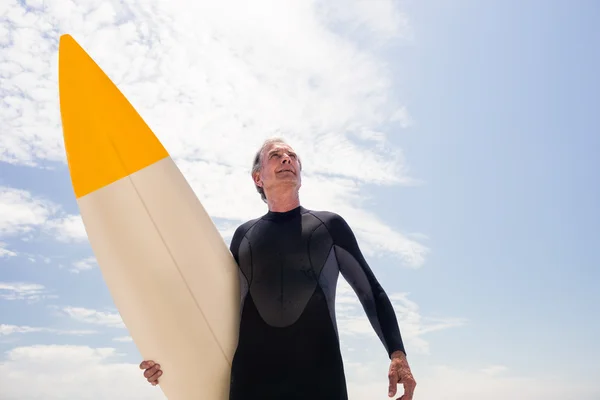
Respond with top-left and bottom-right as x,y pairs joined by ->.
140,138 -> 416,399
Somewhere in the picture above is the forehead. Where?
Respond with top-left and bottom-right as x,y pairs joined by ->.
265,143 -> 296,155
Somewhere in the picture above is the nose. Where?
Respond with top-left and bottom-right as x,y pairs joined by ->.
281,154 -> 291,163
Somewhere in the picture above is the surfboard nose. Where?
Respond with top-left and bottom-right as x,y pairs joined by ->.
58,34 -> 169,199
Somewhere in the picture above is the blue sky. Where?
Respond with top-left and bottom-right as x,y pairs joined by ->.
1,0 -> 599,399
397,0 -> 600,380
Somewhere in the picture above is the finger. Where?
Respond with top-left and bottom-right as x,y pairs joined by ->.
388,371 -> 399,397
397,392 -> 412,400
139,360 -> 155,369
401,379 -> 416,399
148,369 -> 162,383
145,364 -> 161,379
144,364 -> 161,379
403,376 -> 416,392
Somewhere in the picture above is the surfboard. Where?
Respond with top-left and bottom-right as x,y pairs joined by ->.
58,34 -> 240,400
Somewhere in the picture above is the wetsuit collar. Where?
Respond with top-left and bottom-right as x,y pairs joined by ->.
263,205 -> 306,221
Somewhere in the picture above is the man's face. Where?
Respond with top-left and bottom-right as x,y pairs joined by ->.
254,143 -> 302,194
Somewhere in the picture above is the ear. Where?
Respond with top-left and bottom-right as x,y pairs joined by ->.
253,171 -> 262,187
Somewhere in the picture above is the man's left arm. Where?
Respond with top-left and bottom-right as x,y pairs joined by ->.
326,213 -> 416,399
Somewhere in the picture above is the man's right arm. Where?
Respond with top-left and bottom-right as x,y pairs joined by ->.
228,220 -> 259,283
229,225 -> 245,264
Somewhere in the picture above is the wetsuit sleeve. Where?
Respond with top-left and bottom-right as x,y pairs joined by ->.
326,214 -> 406,358
228,221 -> 255,283
229,225 -> 244,264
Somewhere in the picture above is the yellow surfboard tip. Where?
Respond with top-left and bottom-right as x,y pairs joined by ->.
58,34 -> 169,199
58,34 -> 79,64
59,33 -> 74,46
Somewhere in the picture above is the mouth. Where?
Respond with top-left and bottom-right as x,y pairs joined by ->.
277,169 -> 295,175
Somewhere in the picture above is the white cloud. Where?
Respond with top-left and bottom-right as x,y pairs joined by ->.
409,364 -> 600,400
0,282 -> 56,302
0,344 -> 166,400
69,256 -> 97,273
1,0 -> 412,175
0,186 -> 87,244
112,336 -> 133,342
2,344 -> 597,400
45,214 -> 88,242
330,202 -> 429,267
0,187 -> 58,236
482,364 -> 509,376
61,307 -> 125,329
335,280 -> 465,355
0,242 -> 17,257
343,359 -> 600,400
315,0 -> 412,41
391,106 -> 415,128
0,324 -> 96,336
0,0 -> 427,266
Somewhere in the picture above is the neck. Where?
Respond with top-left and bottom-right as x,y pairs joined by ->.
266,189 -> 300,212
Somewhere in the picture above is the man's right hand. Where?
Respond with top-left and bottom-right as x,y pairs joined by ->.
140,360 -> 162,386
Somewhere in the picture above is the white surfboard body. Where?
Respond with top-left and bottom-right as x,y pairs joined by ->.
58,34 -> 240,400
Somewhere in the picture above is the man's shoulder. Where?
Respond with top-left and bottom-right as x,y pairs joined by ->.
305,209 -> 361,250
305,208 -> 339,220
232,217 -> 262,237
228,217 -> 261,252
304,208 -> 350,230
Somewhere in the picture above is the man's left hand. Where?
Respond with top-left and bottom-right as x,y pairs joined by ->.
388,351 -> 416,399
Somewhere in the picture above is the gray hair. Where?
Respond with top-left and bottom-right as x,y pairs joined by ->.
251,137 -> 302,203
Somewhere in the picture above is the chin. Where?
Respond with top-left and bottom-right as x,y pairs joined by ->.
282,180 -> 301,190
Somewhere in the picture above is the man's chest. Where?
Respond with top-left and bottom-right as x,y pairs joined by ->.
237,218 -> 334,278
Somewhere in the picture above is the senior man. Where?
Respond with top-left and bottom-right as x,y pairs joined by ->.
140,138 -> 416,399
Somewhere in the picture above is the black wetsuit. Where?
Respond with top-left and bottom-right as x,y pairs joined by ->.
228,206 -> 405,400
